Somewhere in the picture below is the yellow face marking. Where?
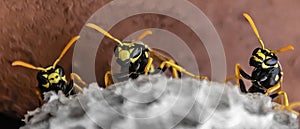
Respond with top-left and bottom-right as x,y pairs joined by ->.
42,83 -> 50,88
42,74 -> 48,79
62,75 -> 67,82
55,69 -> 60,73
48,72 -> 61,84
257,49 -> 261,53
253,56 -> 263,62
257,52 -> 265,60
119,50 -> 130,61
145,52 -> 149,58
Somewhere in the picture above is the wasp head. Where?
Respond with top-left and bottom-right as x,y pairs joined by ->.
11,36 -> 79,90
243,13 -> 294,69
37,65 -> 67,89
114,41 -> 148,66
85,23 -> 152,66
250,48 -> 278,69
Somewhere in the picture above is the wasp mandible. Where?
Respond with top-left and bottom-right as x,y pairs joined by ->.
12,36 -> 87,104
233,13 -> 300,115
86,23 -> 208,87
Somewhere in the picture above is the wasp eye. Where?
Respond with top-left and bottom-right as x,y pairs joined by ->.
114,46 -> 120,57
265,58 -> 277,65
131,48 -> 141,58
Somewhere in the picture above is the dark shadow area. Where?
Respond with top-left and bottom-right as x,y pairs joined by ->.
0,113 -> 24,129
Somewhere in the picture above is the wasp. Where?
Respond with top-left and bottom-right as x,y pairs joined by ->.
12,36 -> 87,104
86,23 -> 208,87
233,13 -> 300,115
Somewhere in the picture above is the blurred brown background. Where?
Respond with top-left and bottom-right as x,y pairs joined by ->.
1,0 -> 300,128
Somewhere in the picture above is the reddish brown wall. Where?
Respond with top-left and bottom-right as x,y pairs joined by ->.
0,0 -> 111,119
1,0 -> 300,125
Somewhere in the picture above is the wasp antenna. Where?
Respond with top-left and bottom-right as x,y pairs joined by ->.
272,45 -> 294,54
86,23 -> 124,46
243,13 -> 265,49
12,61 -> 47,71
52,36 -> 80,68
135,30 -> 152,42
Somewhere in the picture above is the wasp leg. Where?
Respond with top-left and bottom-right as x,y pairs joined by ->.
159,60 -> 208,80
270,91 -> 284,106
225,64 -> 251,82
70,73 -> 87,86
105,70 -> 113,88
235,64 -> 252,93
70,73 -> 88,93
285,102 -> 300,116
265,80 -> 292,114
35,88 -> 44,105
65,79 -> 80,96
239,79 -> 248,93
158,60 -> 179,78
73,83 -> 83,93
224,76 -> 235,82
265,83 -> 283,106
235,64 -> 242,86
272,91 -> 300,115
224,75 -> 247,93
269,89 -> 288,107
169,60 -> 182,78
275,90 -> 289,107
167,66 -> 182,78
144,57 -> 153,75
157,60 -> 178,78
264,80 -> 281,96
167,60 -> 179,78
269,93 -> 279,99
